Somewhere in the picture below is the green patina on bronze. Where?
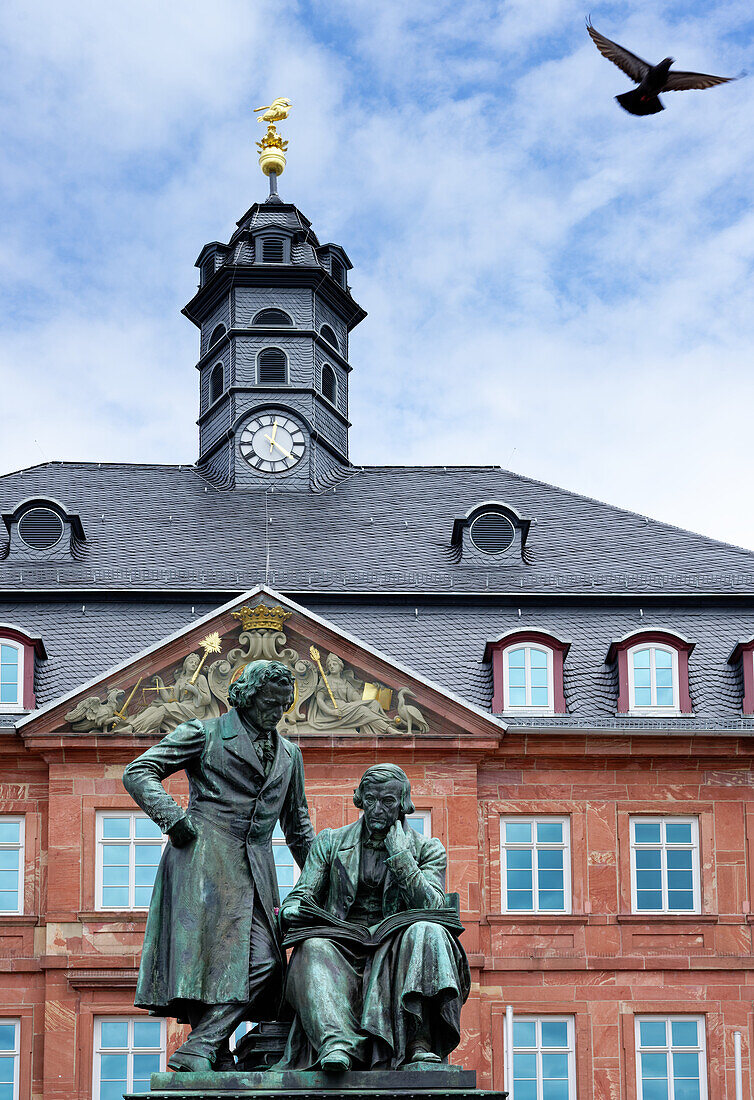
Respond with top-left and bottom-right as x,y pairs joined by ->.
123,659 -> 314,1072
275,764 -> 471,1073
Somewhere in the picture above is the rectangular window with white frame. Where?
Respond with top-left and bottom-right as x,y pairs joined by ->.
635,1016 -> 707,1100
630,817 -> 700,914
0,1019 -> 20,1100
93,1017 -> 165,1100
509,1015 -> 576,1100
500,817 -> 571,913
0,818 -> 24,915
96,812 -> 167,911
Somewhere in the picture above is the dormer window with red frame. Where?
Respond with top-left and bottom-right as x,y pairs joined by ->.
485,630 -> 570,716
0,625 -> 45,713
607,630 -> 693,716
728,637 -> 754,716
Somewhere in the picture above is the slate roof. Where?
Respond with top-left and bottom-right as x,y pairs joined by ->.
3,461 -> 754,595
1,593 -> 753,731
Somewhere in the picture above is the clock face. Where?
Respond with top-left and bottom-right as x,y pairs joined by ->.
239,413 -> 306,473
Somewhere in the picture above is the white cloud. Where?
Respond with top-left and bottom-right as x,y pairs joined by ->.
1,0 -> 754,551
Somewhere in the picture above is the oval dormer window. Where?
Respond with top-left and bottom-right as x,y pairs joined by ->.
469,512 -> 515,555
18,507 -> 64,550
253,309 -> 292,326
261,238 -> 285,264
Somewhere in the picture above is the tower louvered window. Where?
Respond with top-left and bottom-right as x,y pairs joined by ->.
253,309 -> 292,326
330,257 -> 345,287
320,325 -> 338,350
321,364 -> 337,405
200,257 -> 215,286
258,348 -> 287,385
208,324 -> 226,348
261,238 -> 285,263
209,363 -> 224,405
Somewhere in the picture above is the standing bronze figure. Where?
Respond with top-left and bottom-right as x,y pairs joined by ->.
123,659 -> 314,1072
277,764 -> 470,1072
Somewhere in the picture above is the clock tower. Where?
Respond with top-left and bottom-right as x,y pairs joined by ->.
183,127 -> 366,490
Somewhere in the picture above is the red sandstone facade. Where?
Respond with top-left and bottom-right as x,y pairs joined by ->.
1,598 -> 752,1100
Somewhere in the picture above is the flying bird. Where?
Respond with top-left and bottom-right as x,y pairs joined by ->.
586,19 -> 736,115
254,98 -> 293,123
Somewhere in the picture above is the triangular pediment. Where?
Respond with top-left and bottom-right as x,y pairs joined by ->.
17,586 -> 504,752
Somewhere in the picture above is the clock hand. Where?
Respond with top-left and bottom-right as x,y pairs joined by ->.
267,419 -> 279,455
264,434 -> 294,460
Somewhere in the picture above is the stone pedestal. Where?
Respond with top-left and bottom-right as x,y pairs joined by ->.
125,1065 -> 507,1100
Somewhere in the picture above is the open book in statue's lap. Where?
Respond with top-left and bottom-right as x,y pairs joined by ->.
276,765 -> 470,1073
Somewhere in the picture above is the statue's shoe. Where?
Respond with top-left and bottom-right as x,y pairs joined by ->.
320,1050 -> 352,1073
167,1052 -> 214,1073
406,1048 -> 442,1064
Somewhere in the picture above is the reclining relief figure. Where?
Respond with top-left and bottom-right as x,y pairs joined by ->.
277,764 -> 470,1072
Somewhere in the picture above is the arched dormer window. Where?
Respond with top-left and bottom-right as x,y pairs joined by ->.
485,630 -> 570,715
253,309 -> 292,326
200,256 -> 215,287
607,631 -> 693,716
257,348 -> 287,385
321,364 -> 337,405
320,324 -> 338,350
260,237 -> 285,264
209,363 -> 224,405
208,324 -> 226,349
0,625 -> 45,712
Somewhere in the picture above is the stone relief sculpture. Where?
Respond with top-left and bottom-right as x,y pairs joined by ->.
125,653 -> 221,734
64,688 -> 126,732
62,604 -> 430,738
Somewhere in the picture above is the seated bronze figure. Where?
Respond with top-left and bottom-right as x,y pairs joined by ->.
276,764 -> 470,1072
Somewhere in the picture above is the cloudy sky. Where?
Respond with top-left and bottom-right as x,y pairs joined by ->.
1,1 -> 753,546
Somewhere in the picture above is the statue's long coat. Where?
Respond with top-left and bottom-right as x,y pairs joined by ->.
123,710 -> 313,1019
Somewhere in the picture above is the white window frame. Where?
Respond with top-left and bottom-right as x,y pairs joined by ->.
95,812 -> 167,912
0,1018 -> 20,1100
92,1017 -> 166,1099
500,816 -> 571,914
634,1015 -> 707,1100
630,816 -> 700,915
0,817 -> 25,916
0,640 -> 24,713
627,643 -> 680,715
506,1014 -> 577,1100
502,643 -> 554,715
271,824 -> 301,899
406,809 -> 432,836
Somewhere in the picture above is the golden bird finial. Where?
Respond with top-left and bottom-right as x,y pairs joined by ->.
254,97 -> 293,123
255,97 -> 291,187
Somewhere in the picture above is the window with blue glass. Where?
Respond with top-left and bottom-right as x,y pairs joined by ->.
0,642 -> 22,711
0,819 -> 24,915
0,1019 -> 19,1100
630,818 -> 699,914
510,1016 -> 575,1100
96,813 -> 166,910
500,818 -> 570,913
94,1018 -> 165,1100
628,645 -> 679,712
503,646 -> 553,713
635,1017 -> 706,1100
272,823 -> 300,902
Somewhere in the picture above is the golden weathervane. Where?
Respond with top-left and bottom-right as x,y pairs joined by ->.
254,97 -> 292,183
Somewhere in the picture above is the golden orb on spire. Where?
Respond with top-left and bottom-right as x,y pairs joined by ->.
254,97 -> 291,177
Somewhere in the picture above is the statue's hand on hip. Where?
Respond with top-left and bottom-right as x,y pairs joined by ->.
169,815 -> 198,848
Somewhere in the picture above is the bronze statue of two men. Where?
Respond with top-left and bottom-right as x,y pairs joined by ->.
123,659 -> 469,1074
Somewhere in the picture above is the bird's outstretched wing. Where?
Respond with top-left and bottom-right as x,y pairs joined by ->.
664,69 -> 736,91
586,19 -> 651,84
